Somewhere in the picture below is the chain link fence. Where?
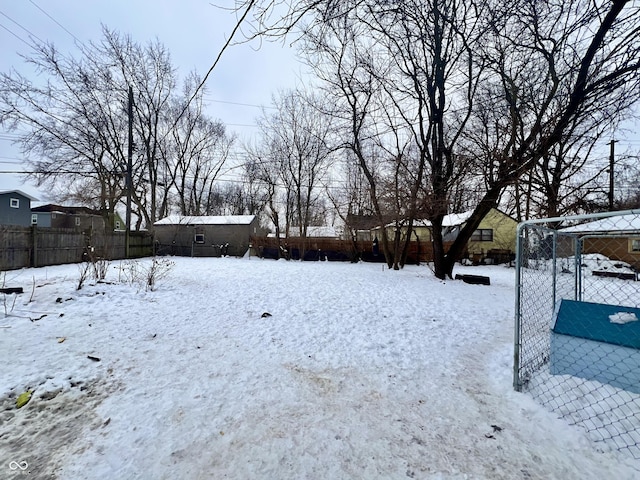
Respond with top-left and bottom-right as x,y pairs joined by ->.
514,210 -> 640,458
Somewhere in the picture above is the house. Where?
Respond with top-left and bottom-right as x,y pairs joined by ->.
345,214 -> 381,241
109,211 -> 126,231
559,212 -> 640,270
370,208 -> 518,263
442,208 -> 518,262
30,204 -> 124,231
0,190 -> 38,226
154,215 -> 264,257
31,204 -> 108,231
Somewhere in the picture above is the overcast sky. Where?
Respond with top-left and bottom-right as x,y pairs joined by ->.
1,2 -> 638,203
0,0 -> 306,198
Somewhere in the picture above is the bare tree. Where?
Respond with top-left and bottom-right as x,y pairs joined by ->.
94,28 -> 177,228
0,26 -> 240,231
259,0 -> 640,278
164,74 -> 234,216
0,39 -> 129,225
296,0 -> 483,270
445,0 -> 640,278
326,152 -> 376,259
300,10 -> 401,268
239,155 -> 269,216
0,28 -> 175,228
252,89 -> 335,258
243,139 -> 287,257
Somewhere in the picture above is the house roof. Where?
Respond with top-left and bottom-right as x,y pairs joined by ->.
31,204 -> 100,215
442,211 -> 474,227
560,212 -> 640,234
154,215 -> 256,226
345,214 -> 380,230
0,189 -> 39,201
381,210 -> 475,229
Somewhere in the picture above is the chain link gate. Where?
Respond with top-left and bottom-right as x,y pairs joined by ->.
514,210 -> 640,458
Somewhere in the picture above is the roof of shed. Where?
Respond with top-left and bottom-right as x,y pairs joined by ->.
560,212 -> 640,234
154,215 -> 256,226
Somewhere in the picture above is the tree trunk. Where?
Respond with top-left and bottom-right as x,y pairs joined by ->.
440,185 -> 503,279
431,215 -> 448,279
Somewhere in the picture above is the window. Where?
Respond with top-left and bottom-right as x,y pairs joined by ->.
10,198 -> 19,208
75,217 -> 81,226
31,214 -> 38,225
630,239 -> 640,253
115,221 -> 121,230
194,233 -> 205,244
471,229 -> 494,242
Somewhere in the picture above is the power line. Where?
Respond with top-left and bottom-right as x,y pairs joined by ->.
28,0 -> 84,45
0,167 -> 351,189
226,123 -> 259,128
0,9 -> 45,44
0,20 -> 36,49
203,97 -> 276,110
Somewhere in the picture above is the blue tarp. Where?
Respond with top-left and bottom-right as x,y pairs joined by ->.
552,299 -> 640,350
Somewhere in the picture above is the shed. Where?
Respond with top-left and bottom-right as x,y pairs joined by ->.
154,215 -> 263,257
550,299 -> 640,393
559,212 -> 640,270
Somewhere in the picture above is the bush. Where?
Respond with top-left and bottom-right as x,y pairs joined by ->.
118,258 -> 174,291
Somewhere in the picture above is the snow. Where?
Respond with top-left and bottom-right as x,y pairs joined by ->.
560,212 -> 640,234
574,253 -> 636,273
387,211 -> 473,229
441,211 -> 474,227
609,312 -> 639,325
1,258 -> 640,479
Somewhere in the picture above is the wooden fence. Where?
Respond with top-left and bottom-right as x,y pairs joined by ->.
250,236 -> 453,264
0,226 -> 153,271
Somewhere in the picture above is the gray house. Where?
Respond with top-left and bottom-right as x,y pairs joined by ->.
154,215 -> 264,257
31,204 -> 107,231
0,190 -> 38,226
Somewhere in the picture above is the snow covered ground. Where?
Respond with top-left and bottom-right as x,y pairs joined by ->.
1,257 -> 639,479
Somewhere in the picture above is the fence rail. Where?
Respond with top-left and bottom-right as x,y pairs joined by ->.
1,226 -> 153,271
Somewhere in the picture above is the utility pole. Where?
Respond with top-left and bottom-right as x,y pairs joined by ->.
608,139 -> 616,211
125,86 -> 133,258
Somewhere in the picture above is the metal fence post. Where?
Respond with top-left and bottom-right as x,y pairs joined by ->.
552,230 -> 557,310
513,222 -> 525,391
575,236 -> 582,301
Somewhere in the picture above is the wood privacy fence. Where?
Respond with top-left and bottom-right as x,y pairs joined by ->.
250,236 -> 453,264
0,226 -> 153,271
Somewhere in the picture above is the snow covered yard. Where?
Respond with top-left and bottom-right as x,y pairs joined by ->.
1,257 -> 639,479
